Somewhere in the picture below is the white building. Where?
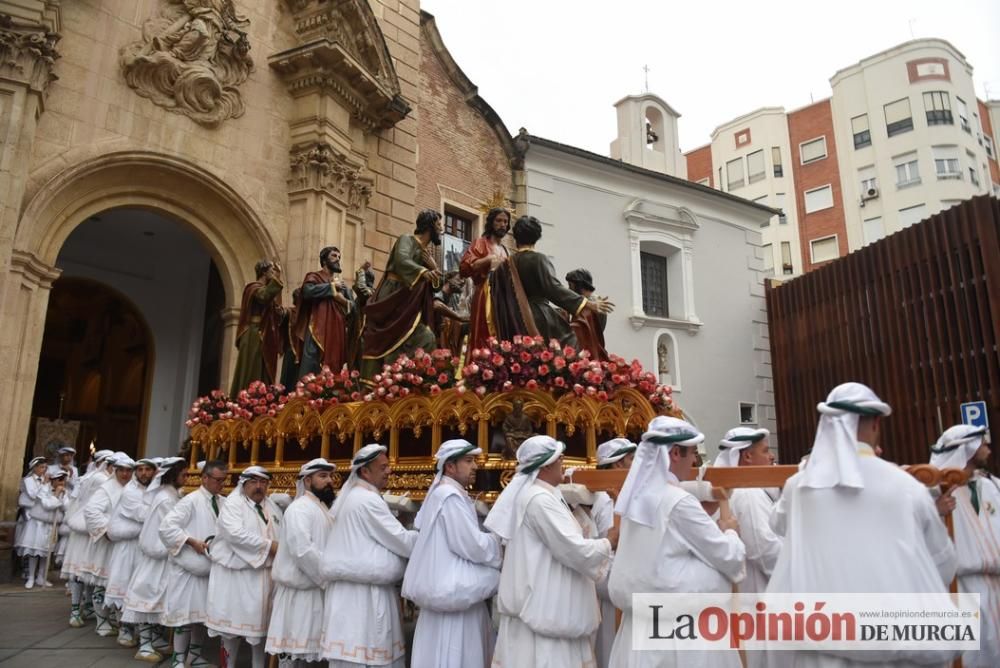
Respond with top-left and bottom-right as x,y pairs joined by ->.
517,94 -> 777,451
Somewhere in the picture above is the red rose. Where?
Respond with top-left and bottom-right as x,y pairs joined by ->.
519,351 -> 532,363
538,364 -> 550,376
553,357 -> 566,370
510,363 -> 521,374
429,385 -> 442,395
554,377 -> 566,387
596,391 -> 609,401
525,379 -> 538,390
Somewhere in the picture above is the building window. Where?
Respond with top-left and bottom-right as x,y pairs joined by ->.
781,241 -> 793,275
776,193 -> 787,224
894,153 -> 920,187
885,98 -> 914,137
974,113 -> 983,145
804,185 -> 834,213
968,151 -> 980,186
986,137 -> 995,161
862,216 -> 884,246
747,149 -> 766,184
899,204 -> 928,229
640,251 -> 669,318
956,97 -> 970,132
810,235 -> 839,264
932,145 -> 961,179
851,114 -> 871,148
923,91 -> 953,126
762,243 -> 774,273
442,210 -> 474,272
772,147 -> 783,177
726,157 -> 745,190
859,166 -> 877,198
718,167 -> 723,191
799,137 -> 827,164
739,402 -> 757,425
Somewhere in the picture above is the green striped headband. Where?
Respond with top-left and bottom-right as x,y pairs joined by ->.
520,447 -> 561,474
930,427 -> 987,454
719,432 -> 767,450
825,400 -> 884,416
353,447 -> 386,468
646,431 -> 700,446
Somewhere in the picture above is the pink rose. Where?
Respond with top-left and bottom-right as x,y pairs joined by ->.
438,373 -> 449,384
596,391 -> 609,401
482,369 -> 494,381
430,385 -> 442,395
519,351 -> 532,363
475,386 -> 487,396
554,377 -> 566,388
538,364 -> 550,376
525,379 -> 538,390
500,341 -> 513,352
510,363 -> 521,374
553,357 -> 566,370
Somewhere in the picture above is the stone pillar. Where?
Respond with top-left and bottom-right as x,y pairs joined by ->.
219,307 -> 241,395
0,2 -> 60,521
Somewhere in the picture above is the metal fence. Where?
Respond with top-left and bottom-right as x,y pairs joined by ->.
766,195 -> 1000,466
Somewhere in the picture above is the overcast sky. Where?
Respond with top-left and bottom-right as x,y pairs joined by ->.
420,0 -> 1000,154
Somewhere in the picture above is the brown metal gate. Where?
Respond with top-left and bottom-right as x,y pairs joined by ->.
766,196 -> 1000,466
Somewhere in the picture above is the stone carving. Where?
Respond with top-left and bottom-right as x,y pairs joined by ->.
0,14 -> 60,91
120,0 -> 253,126
657,342 -> 670,374
501,398 -> 534,460
289,142 -> 373,210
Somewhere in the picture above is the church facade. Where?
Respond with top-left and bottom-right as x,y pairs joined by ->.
0,0 -> 514,521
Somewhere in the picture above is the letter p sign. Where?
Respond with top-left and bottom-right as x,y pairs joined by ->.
960,401 -> 989,430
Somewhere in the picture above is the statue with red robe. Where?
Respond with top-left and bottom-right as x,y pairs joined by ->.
459,207 -> 510,351
293,247 -> 354,378
565,268 -> 609,362
230,260 -> 284,395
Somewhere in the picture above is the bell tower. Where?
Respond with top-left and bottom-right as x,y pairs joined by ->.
610,93 -> 685,178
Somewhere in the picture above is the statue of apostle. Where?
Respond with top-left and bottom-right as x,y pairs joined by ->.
564,268 -> 609,362
360,209 -> 443,379
459,207 -> 510,351
230,260 -> 284,395
293,247 -> 355,378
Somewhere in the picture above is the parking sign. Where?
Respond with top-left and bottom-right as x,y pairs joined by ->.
960,401 -> 989,429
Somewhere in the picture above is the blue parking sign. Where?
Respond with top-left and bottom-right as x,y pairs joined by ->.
960,401 -> 989,429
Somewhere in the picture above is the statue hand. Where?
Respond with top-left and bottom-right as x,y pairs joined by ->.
587,297 -> 615,314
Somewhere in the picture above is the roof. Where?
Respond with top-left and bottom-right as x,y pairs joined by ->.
524,134 -> 780,217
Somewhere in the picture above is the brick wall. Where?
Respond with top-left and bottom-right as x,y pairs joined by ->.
684,145 -> 714,187
787,99 -> 847,272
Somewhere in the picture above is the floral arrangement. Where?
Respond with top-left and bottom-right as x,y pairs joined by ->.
232,380 -> 288,419
364,348 -> 460,402
294,366 -> 364,411
185,389 -> 234,427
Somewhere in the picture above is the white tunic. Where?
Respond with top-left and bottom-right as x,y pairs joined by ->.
608,482 -> 745,668
402,477 -> 503,668
590,492 -> 617,668
320,480 -> 417,666
729,487 -> 781,594
104,479 -> 150,608
123,485 -> 179,625
266,492 -> 333,662
17,483 -> 64,557
14,474 -> 43,548
160,485 -> 223,627
767,446 -> 958,666
206,492 -> 280,642
951,473 -> 1000,668
492,480 -> 612,668
60,468 -> 111,580
80,476 -> 127,585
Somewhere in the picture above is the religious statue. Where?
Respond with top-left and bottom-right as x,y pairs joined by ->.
501,398 -> 534,460
434,272 -> 470,357
490,215 -> 613,346
657,342 -> 670,374
360,210 -> 444,379
564,268 -> 609,362
293,247 -> 354,378
230,260 -> 283,395
459,207 -> 510,351
278,288 -> 301,390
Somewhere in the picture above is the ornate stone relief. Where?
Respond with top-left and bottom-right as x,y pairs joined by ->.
0,14 -> 60,92
120,0 -> 253,126
289,142 -> 373,211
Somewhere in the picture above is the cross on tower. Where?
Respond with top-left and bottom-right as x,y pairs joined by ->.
642,64 -> 650,93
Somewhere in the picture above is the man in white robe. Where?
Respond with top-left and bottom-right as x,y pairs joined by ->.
608,417 -> 746,668
207,466 -> 282,668
83,452 -> 135,636
402,439 -> 503,668
15,456 -> 49,585
486,435 -> 616,668
266,458 -> 337,668
712,427 -> 781,594
767,382 -> 958,666
320,444 -> 417,668
123,457 -> 187,663
930,424 -> 1000,667
590,438 -> 636,668
18,466 -> 67,588
160,459 -> 229,668
105,457 -> 157,647
60,448 -> 114,626
55,446 -> 80,492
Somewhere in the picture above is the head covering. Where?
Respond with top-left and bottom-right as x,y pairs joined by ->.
714,427 -> 770,468
48,469 -> 68,480
930,424 -> 988,469
147,456 -> 187,494
565,268 -> 596,292
196,460 -> 206,473
484,435 -> 565,540
295,458 -> 336,497
329,444 -> 388,519
27,456 -> 47,473
112,453 -> 137,469
57,446 -> 76,455
801,382 -> 891,489
615,416 -> 704,527
230,465 -> 271,498
597,438 -> 637,466
413,439 -> 482,530
136,457 -> 158,468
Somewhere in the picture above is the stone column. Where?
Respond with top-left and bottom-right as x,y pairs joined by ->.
0,2 -> 60,521
219,306 -> 241,396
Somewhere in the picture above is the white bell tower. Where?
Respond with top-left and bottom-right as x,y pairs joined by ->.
610,93 -> 685,178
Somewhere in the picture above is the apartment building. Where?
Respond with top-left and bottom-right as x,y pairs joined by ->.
686,38 -> 1000,275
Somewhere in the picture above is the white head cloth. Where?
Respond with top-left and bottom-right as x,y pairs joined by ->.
484,435 -> 565,541
597,438 -> 637,466
48,469 -> 68,480
27,456 -> 47,473
295,458 -> 336,497
57,446 -> 76,455
714,427 -> 770,468
615,416 -> 704,528
230,465 -> 271,499
112,452 -> 137,469
930,424 -> 988,469
136,457 -> 158,468
801,382 -> 891,489
196,460 -> 206,473
329,444 -> 387,519
413,439 -> 482,530
147,456 -> 187,494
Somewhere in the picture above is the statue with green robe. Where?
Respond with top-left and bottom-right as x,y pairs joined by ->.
230,260 -> 284,395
